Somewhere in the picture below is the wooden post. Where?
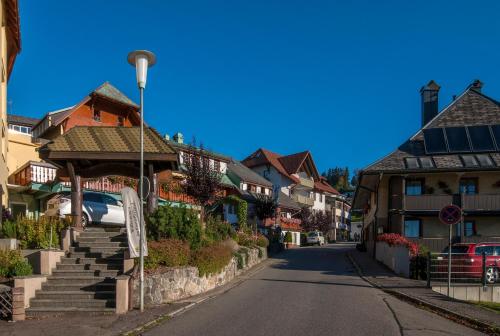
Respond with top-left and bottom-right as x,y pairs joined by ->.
67,162 -> 83,231
147,164 -> 158,214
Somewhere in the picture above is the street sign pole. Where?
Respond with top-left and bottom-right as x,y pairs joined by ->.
448,224 -> 452,297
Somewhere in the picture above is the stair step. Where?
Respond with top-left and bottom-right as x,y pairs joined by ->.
42,283 -> 116,291
77,242 -> 128,248
84,226 -> 124,232
70,246 -> 127,252
56,263 -> 122,271
46,276 -> 115,286
30,298 -> 115,308
35,290 -> 115,300
26,306 -> 115,317
52,270 -> 120,277
77,236 -> 127,243
68,251 -> 125,259
61,257 -> 124,265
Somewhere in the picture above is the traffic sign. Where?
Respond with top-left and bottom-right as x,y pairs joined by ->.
439,204 -> 462,225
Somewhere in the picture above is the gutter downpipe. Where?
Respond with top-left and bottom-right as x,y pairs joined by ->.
373,173 -> 384,259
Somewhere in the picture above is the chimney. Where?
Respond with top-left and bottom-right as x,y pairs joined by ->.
173,132 -> 184,144
470,79 -> 483,93
420,80 -> 440,127
164,133 -> 170,141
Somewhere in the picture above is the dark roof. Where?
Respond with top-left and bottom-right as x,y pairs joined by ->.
227,161 -> 272,187
164,139 -> 231,162
364,85 -> 500,174
92,82 -> 139,109
7,114 -> 40,126
314,177 -> 339,195
40,126 -> 176,156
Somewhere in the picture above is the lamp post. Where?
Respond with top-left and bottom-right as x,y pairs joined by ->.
127,50 -> 156,312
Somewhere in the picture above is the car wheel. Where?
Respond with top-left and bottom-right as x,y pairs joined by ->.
82,213 -> 89,229
486,267 -> 498,284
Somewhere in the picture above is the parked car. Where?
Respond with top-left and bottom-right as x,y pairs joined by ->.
45,191 -> 125,227
307,231 -> 325,246
437,243 -> 500,284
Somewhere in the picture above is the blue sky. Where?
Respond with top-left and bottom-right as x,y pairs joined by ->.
9,1 -> 500,174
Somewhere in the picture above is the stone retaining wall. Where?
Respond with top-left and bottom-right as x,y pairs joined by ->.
133,247 -> 267,307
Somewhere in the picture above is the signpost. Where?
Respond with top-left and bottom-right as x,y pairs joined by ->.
439,204 -> 462,297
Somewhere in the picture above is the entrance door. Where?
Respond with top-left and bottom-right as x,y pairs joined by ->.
10,203 -> 27,219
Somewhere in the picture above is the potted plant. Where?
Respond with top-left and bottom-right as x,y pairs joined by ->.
284,231 -> 292,249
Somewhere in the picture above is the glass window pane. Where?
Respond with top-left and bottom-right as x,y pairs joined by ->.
460,178 -> 477,195
423,128 -> 448,153
406,180 -> 422,195
445,127 -> 470,152
419,157 -> 434,168
404,157 -> 420,169
476,154 -> 494,167
404,220 -> 420,238
461,155 -> 479,167
464,221 -> 475,237
468,126 -> 495,152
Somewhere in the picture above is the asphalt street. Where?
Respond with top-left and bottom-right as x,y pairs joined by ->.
145,244 -> 485,336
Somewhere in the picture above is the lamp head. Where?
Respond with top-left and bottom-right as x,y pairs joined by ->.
127,50 -> 156,89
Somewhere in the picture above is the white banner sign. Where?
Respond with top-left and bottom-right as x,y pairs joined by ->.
120,187 -> 148,258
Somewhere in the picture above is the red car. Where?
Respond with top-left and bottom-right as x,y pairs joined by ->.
436,243 -> 500,284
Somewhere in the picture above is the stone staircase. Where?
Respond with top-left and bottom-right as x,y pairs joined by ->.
26,227 -> 128,316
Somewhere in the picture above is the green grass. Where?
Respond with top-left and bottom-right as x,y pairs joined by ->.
472,301 -> 500,313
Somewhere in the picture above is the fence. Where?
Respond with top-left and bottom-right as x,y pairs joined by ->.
411,252 -> 496,288
0,287 -> 12,320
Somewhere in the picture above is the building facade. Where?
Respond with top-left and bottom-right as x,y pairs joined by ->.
353,80 -> 500,253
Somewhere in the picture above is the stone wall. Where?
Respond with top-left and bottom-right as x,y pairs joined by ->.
133,247 -> 266,307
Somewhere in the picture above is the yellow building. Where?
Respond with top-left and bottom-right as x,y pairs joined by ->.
0,0 -> 21,213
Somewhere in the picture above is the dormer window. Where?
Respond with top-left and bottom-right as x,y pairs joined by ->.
93,110 -> 101,122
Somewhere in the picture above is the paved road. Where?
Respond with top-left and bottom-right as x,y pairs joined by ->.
145,244 -> 485,336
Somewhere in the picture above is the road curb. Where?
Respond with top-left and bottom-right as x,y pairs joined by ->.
346,252 -> 500,336
121,257 -> 275,336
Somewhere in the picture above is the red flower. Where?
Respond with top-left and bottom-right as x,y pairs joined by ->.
377,233 -> 419,257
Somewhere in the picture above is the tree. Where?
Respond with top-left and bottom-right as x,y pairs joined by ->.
299,207 -> 315,232
350,169 -> 360,187
254,194 -> 277,221
183,143 -> 223,223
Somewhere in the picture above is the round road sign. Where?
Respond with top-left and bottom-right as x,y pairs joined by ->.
439,204 -> 462,225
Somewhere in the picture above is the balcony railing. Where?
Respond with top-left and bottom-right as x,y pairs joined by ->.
263,217 -> 302,231
404,195 -> 453,211
298,177 -> 314,188
463,194 -> 500,211
9,161 -> 57,186
292,194 -> 314,206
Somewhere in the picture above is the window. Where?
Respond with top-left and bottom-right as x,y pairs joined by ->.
93,109 -> 101,122
117,116 -> 124,126
404,219 -> 420,238
404,157 -> 419,169
460,155 -> 478,167
101,194 -> 118,206
8,124 -> 32,134
492,125 -> 500,149
459,178 -> 478,195
83,193 -> 102,203
476,154 -> 494,167
405,179 -> 423,196
464,221 -> 476,237
419,157 -> 434,168
475,246 -> 495,256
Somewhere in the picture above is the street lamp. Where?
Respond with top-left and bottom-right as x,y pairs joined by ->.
128,50 -> 156,312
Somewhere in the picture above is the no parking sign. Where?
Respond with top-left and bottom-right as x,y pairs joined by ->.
439,204 -> 462,225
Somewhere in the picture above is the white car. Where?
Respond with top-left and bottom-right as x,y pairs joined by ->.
307,231 -> 325,246
45,192 -> 125,227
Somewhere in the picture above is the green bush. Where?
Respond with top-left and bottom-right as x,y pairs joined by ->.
234,231 -> 253,247
234,251 -> 244,269
255,234 -> 269,248
205,216 -> 233,243
147,205 -> 202,250
191,243 -> 233,277
284,231 -> 292,243
0,249 -> 33,278
2,216 -> 67,249
1,220 -> 17,238
258,248 -> 263,258
145,239 -> 191,270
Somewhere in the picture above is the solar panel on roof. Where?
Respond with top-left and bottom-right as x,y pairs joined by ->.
445,127 -> 470,152
467,126 -> 495,152
423,128 -> 447,154
492,125 -> 500,150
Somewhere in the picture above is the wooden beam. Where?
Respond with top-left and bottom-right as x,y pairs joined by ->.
67,162 -> 83,231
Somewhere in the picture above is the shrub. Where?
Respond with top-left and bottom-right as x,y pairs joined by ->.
234,251 -> 244,269
205,216 -> 233,243
191,243 -> 232,277
147,205 -> 202,250
1,220 -> 17,238
284,231 -> 292,243
377,233 -> 418,256
145,239 -> 190,270
0,249 -> 33,277
3,216 -> 68,249
255,234 -> 269,248
258,248 -> 263,258
234,231 -> 253,247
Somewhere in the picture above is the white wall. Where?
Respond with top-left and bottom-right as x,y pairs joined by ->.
312,192 -> 326,211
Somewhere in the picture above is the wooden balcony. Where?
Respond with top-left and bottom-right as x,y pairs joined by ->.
404,195 -> 453,211
292,194 -> 314,206
9,161 -> 57,186
462,194 -> 500,211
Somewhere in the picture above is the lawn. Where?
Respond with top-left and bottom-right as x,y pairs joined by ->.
472,301 -> 500,314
